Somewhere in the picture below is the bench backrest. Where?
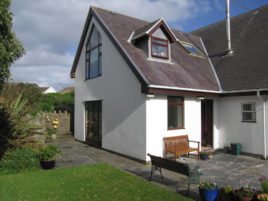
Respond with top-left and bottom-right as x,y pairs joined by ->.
163,135 -> 189,152
148,154 -> 190,176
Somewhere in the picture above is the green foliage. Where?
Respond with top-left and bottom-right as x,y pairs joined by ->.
0,164 -> 192,201
199,182 -> 217,190
39,92 -> 74,112
0,0 -> 25,87
235,187 -> 255,198
0,147 -> 39,174
37,145 -> 61,161
0,83 -> 42,114
222,185 -> 233,193
262,180 -> 268,193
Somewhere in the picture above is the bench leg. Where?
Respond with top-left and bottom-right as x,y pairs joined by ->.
149,165 -> 154,181
187,179 -> 190,196
159,168 -> 163,179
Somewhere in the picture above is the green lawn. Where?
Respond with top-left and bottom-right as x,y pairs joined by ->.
0,163 -> 192,201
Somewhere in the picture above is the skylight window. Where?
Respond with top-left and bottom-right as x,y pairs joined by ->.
180,42 -> 204,57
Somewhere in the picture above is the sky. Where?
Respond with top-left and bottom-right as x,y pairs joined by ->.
10,0 -> 268,91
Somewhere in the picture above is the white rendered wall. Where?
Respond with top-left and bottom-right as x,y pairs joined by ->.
215,96 -> 266,155
74,18 -> 147,161
43,87 -> 57,94
146,96 -> 202,161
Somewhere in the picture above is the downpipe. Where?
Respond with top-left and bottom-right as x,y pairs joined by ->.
257,90 -> 267,159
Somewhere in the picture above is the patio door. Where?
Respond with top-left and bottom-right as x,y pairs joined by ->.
85,101 -> 102,147
201,99 -> 213,147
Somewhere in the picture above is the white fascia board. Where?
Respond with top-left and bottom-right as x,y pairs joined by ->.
146,18 -> 178,41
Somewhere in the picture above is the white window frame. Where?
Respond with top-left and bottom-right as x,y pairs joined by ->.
241,102 -> 256,122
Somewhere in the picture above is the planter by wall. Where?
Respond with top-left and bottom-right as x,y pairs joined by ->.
40,160 -> 56,170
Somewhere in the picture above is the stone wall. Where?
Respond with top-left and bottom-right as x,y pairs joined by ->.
40,111 -> 73,135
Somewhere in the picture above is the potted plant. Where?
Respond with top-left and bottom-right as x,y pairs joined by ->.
234,187 -> 255,201
257,194 -> 268,201
200,152 -> 210,160
260,176 -> 268,193
219,185 -> 234,201
38,144 -> 61,170
199,181 -> 219,201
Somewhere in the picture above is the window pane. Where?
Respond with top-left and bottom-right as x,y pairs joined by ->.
242,112 -> 256,121
90,48 -> 99,78
152,43 -> 168,57
181,43 -> 203,56
89,27 -> 99,49
168,97 -> 184,129
243,104 -> 255,111
152,38 -> 168,45
98,54 -> 102,75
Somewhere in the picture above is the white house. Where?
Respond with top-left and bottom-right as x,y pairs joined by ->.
40,86 -> 57,94
71,5 -> 268,161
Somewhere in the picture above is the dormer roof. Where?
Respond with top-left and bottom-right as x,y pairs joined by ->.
71,6 -> 221,94
131,18 -> 177,43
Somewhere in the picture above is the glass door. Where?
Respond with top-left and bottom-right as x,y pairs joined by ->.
85,101 -> 102,146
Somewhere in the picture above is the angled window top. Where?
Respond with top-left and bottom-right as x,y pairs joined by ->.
179,41 -> 204,57
131,19 -> 177,43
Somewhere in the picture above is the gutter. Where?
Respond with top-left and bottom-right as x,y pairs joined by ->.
257,90 -> 267,159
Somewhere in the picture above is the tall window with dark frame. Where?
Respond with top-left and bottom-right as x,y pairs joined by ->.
151,36 -> 169,59
168,97 -> 184,129
86,25 -> 102,79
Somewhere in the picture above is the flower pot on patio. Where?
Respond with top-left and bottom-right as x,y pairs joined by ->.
199,182 -> 219,201
219,186 -> 234,201
40,160 -> 55,170
234,187 -> 255,201
257,193 -> 268,201
200,152 -> 209,160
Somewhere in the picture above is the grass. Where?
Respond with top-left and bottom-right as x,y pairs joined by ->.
0,163 -> 192,201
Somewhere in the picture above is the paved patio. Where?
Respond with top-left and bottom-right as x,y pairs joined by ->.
54,134 -> 268,200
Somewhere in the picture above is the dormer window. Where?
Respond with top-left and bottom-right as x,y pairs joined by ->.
151,37 -> 169,59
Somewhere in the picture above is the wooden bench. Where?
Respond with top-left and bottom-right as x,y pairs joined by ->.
163,135 -> 200,160
147,154 -> 202,195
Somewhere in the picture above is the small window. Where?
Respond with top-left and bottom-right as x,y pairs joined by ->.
242,103 -> 256,122
180,42 -> 204,57
151,37 -> 169,59
86,25 -> 102,79
168,97 -> 184,129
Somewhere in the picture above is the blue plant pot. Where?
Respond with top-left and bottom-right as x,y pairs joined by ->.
199,187 -> 219,201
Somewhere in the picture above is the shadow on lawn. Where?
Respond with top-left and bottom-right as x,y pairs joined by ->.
124,167 -> 199,200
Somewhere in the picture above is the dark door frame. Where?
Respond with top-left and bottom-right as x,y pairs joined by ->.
201,99 -> 213,147
85,100 -> 102,147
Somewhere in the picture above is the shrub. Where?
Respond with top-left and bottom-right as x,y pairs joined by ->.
262,180 -> 268,193
0,147 -> 39,174
37,145 -> 61,161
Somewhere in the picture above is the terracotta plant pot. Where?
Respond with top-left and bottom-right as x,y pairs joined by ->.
40,160 -> 56,170
257,193 -> 268,201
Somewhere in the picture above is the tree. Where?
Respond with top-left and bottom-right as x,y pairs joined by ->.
0,0 -> 25,87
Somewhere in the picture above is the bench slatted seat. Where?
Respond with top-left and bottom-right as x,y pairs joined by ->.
148,154 -> 202,195
163,135 -> 200,160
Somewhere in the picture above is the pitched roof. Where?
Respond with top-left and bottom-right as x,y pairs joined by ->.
71,6 -> 220,93
193,5 -> 268,91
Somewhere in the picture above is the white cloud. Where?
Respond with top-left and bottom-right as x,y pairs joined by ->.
10,0 -> 212,89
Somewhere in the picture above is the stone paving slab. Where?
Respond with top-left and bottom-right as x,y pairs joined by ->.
53,135 -> 268,200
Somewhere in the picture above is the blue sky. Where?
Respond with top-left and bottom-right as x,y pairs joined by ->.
10,0 -> 268,90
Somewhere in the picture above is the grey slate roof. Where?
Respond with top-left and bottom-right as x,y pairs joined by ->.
193,4 -> 268,91
71,6 -> 220,92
